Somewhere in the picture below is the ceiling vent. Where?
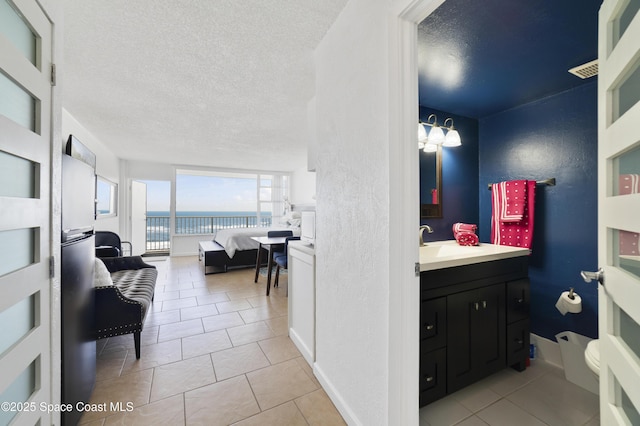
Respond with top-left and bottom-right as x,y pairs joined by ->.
568,59 -> 598,79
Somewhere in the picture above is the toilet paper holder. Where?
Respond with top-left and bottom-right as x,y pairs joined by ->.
556,288 -> 582,315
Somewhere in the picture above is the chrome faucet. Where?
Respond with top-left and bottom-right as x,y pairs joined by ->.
419,225 -> 433,246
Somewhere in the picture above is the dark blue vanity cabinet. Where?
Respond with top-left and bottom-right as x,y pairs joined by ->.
420,256 -> 530,407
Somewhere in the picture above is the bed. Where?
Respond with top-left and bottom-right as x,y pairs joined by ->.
198,225 -> 301,274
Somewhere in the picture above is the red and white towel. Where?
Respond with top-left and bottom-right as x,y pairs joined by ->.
491,180 -> 536,249
453,222 -> 479,246
619,174 -> 639,256
496,180 -> 528,222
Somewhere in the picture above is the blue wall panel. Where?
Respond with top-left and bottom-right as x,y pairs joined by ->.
478,82 -> 598,340
419,107 -> 479,241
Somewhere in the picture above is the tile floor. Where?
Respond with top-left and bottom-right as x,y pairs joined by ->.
80,255 -> 600,426
419,352 -> 600,426
79,256 -> 346,425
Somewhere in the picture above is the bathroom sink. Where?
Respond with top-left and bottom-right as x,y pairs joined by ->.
421,243 -> 483,258
419,240 -> 530,271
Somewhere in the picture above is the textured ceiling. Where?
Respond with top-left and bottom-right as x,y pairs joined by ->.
63,0 -> 348,171
418,0 -> 603,119
63,1 -> 603,171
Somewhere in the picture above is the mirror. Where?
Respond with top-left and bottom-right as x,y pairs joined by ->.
419,146 -> 442,218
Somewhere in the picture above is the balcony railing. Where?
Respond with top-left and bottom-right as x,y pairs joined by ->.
145,215 -> 273,252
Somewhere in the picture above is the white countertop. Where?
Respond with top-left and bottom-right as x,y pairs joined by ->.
419,240 -> 530,271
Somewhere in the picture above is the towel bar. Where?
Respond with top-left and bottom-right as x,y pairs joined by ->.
487,178 -> 556,190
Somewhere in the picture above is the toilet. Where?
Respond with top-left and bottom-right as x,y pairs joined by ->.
584,339 -> 600,378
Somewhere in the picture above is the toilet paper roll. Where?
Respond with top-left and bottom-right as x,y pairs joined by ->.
555,290 -> 582,315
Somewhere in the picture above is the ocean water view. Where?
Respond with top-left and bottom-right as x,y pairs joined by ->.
146,211 -> 273,251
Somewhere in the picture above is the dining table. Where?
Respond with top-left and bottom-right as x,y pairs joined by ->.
251,235 -> 288,295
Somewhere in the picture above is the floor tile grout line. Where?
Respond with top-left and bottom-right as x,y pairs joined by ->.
244,372 -> 266,414
445,366 -> 587,426
291,397 -> 313,426
497,370 -> 565,426
92,265 -> 326,424
182,392 -> 187,426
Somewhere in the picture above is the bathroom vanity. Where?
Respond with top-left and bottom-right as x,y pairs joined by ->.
419,241 -> 530,407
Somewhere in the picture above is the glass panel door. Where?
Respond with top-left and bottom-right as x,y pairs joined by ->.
0,0 -> 53,424
598,0 -> 640,423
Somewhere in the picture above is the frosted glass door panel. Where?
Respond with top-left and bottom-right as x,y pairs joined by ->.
0,295 -> 35,354
0,0 -> 36,65
615,376 -> 640,424
0,359 -> 36,426
0,228 -> 36,276
0,72 -> 36,131
613,148 -> 640,278
0,151 -> 37,198
614,145 -> 640,196
613,227 -> 640,278
612,0 -> 640,49
619,306 -> 640,359
613,58 -> 640,121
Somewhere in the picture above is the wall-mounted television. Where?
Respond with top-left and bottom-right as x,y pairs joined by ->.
66,134 -> 96,168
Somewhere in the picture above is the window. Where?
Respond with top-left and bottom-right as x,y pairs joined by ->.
96,177 -> 117,217
174,169 -> 289,234
260,174 -> 290,221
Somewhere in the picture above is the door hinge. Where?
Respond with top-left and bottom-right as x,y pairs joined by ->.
51,63 -> 57,86
49,256 -> 55,278
415,262 -> 420,277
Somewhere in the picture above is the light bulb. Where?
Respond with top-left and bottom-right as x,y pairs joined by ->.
418,123 -> 428,143
443,129 -> 461,147
428,126 -> 445,145
423,143 -> 437,153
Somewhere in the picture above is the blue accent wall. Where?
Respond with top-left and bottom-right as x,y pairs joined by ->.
419,107 -> 479,241
478,82 -> 598,340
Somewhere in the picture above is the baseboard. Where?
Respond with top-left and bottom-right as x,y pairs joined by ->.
530,333 -> 563,368
313,362 -> 361,426
289,328 -> 313,367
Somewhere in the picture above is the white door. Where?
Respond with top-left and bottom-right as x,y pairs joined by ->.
596,1 -> 640,423
131,180 -> 147,255
0,1 -> 54,425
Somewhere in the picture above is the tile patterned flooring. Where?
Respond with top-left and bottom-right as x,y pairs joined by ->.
420,350 -> 601,426
79,256 -> 346,425
80,255 -> 601,425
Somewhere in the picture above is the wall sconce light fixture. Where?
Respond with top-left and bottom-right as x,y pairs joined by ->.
418,114 -> 462,151
442,118 -> 461,147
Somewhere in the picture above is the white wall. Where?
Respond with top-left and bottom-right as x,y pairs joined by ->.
62,109 -> 121,233
125,160 -> 174,181
313,0 -> 444,424
291,166 -> 316,205
307,96 -> 318,171
313,1 -> 392,424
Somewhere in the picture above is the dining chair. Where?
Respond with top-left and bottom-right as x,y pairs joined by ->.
273,236 -> 300,291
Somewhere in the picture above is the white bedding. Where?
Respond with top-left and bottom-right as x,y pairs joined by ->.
214,227 -> 300,258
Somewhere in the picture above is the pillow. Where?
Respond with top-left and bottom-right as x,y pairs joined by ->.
288,218 -> 301,228
279,212 -> 294,225
94,258 -> 113,287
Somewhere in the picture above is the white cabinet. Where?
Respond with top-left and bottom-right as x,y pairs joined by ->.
288,241 -> 316,366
